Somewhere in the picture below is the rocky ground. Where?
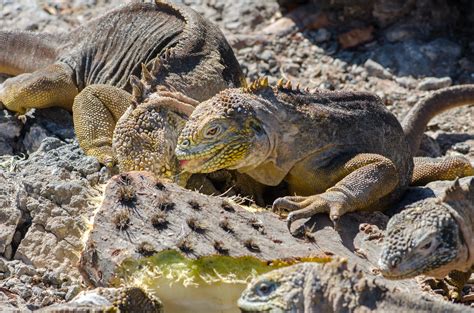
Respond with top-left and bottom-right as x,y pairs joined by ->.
0,0 -> 473,312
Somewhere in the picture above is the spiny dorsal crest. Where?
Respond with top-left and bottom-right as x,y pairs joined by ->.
243,77 -> 269,93
141,63 -> 154,83
242,77 -> 309,94
275,78 -> 308,92
129,47 -> 177,105
130,75 -> 145,104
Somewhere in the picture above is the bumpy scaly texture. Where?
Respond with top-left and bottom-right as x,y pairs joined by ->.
176,80 -> 474,233
238,259 -> 473,313
0,1 -> 243,167
38,287 -> 163,313
379,178 -> 474,300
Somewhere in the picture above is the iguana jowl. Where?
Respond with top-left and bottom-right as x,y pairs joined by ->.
175,79 -> 474,233
0,0 -> 243,172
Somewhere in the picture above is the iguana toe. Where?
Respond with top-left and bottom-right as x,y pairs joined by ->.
273,195 -> 332,235
16,113 -> 28,124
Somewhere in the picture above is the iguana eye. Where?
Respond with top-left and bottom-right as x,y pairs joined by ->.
255,281 -> 276,297
181,139 -> 190,147
420,241 -> 432,250
205,125 -> 221,138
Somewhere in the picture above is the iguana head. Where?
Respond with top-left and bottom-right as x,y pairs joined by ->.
238,263 -> 310,313
113,67 -> 199,182
113,96 -> 185,180
175,79 -> 272,174
378,199 -> 462,279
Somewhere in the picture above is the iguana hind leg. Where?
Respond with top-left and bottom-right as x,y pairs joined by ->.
273,154 -> 399,233
0,62 -> 78,114
412,156 -> 474,186
73,84 -> 132,166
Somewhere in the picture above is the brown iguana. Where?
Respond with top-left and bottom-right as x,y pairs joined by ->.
238,259 -> 474,313
0,0 -> 243,170
174,79 -> 474,233
37,287 -> 162,313
379,177 -> 474,301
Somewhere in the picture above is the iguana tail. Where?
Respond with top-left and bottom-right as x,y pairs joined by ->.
402,84 -> 474,156
0,31 -> 66,76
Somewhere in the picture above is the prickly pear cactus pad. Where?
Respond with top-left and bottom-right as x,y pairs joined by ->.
78,171 -> 433,312
114,250 -> 330,313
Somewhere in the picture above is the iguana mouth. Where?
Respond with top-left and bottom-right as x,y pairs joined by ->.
178,155 -> 212,171
379,268 -> 422,279
177,139 -> 249,173
177,146 -> 224,173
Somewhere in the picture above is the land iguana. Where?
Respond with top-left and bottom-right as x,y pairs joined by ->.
379,177 -> 474,301
38,287 -> 162,312
174,79 -> 474,233
0,0 -> 243,171
238,259 -> 473,313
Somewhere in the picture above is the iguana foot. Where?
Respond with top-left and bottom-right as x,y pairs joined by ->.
0,63 -> 77,114
420,277 -> 463,301
273,191 -> 349,234
86,146 -> 117,168
16,112 -> 28,124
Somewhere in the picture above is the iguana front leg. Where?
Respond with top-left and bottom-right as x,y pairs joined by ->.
0,62 -> 78,114
73,84 -> 133,166
273,154 -> 399,233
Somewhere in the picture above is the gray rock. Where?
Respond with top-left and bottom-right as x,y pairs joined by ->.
364,59 -> 393,79
452,142 -> 471,154
0,177 -> 21,256
64,285 -> 81,302
385,24 -> 420,42
0,258 -> 9,275
282,62 -> 300,76
0,138 -> 103,278
417,76 -> 452,91
395,76 -> 417,89
312,28 -> 331,43
371,39 -> 462,77
15,264 -> 36,277
23,126 -> 51,153
258,49 -> 274,62
3,245 -> 13,260
0,110 -> 22,140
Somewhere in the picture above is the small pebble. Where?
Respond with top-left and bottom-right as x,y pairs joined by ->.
417,77 -> 452,91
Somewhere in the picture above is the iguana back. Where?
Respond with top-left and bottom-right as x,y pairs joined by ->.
0,0 -> 244,166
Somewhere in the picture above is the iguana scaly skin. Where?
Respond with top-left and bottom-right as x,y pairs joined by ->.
0,0 -> 243,167
379,177 -> 474,301
238,259 -> 473,313
175,80 -> 474,233
38,287 -> 163,313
